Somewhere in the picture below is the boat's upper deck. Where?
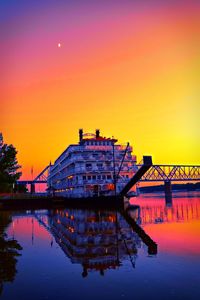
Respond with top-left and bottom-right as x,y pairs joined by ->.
50,129 -> 136,176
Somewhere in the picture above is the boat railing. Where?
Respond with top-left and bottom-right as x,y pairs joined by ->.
49,156 -> 137,177
50,166 -> 134,182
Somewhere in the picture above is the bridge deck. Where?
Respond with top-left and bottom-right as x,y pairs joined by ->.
17,164 -> 200,186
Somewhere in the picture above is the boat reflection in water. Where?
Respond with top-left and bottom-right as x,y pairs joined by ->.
3,192 -> 200,300
39,207 -> 156,277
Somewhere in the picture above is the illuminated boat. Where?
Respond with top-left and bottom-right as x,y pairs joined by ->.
47,129 -> 138,198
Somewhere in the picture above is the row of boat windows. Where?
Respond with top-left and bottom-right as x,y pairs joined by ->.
51,152 -> 132,173
85,141 -> 112,146
52,155 -> 121,172
81,174 -> 130,181
85,163 -> 129,168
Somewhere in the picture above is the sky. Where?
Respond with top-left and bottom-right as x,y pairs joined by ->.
0,0 -> 200,179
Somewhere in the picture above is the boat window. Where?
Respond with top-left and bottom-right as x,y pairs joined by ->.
102,175 -> 106,180
88,176 -> 91,180
97,175 -> 101,180
83,176 -> 86,180
92,175 -> 96,180
107,175 -> 112,179
86,163 -> 92,167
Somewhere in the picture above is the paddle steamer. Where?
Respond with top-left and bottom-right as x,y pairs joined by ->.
47,129 -> 137,198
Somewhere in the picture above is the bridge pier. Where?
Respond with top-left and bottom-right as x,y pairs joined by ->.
164,180 -> 172,205
30,183 -> 35,194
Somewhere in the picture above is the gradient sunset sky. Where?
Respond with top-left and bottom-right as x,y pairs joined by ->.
1,0 -> 200,179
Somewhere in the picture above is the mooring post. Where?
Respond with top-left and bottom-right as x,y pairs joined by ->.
164,180 -> 172,205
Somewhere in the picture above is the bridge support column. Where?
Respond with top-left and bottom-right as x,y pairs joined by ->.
164,180 -> 172,205
30,183 -> 35,194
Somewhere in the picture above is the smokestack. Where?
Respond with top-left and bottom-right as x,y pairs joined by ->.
96,129 -> 100,138
79,129 -> 83,142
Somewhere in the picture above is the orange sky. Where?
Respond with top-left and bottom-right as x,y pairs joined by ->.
1,1 -> 200,179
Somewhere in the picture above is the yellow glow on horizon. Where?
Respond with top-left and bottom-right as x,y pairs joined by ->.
1,2 -> 200,179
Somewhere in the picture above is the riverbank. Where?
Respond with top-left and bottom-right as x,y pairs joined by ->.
0,195 -> 125,211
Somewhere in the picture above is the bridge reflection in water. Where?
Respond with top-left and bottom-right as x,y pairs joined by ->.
131,195 -> 200,225
32,194 -> 200,277
3,193 -> 200,300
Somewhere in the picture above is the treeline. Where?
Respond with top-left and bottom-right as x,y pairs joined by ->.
139,182 -> 200,193
0,133 -> 23,193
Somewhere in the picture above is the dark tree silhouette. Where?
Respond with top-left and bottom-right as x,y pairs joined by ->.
0,133 -> 22,192
0,212 -> 23,295
14,184 -> 28,193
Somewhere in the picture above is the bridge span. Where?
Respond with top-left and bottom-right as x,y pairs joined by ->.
138,164 -> 200,203
139,165 -> 200,182
17,163 -> 200,200
17,165 -> 50,193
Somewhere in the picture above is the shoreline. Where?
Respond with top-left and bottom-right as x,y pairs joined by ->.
0,195 -> 125,211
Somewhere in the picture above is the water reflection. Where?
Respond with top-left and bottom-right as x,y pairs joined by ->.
29,195 -> 200,276
35,208 -> 154,276
2,192 -> 200,300
131,196 -> 200,225
0,212 -> 22,295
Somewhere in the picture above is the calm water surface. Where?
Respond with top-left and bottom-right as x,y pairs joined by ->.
1,191 -> 200,300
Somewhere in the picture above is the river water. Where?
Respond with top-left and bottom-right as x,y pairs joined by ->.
0,191 -> 200,300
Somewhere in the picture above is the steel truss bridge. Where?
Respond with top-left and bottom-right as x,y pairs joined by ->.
18,165 -> 50,185
17,163 -> 200,195
17,165 -> 50,193
138,165 -> 200,182
17,164 -> 200,185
